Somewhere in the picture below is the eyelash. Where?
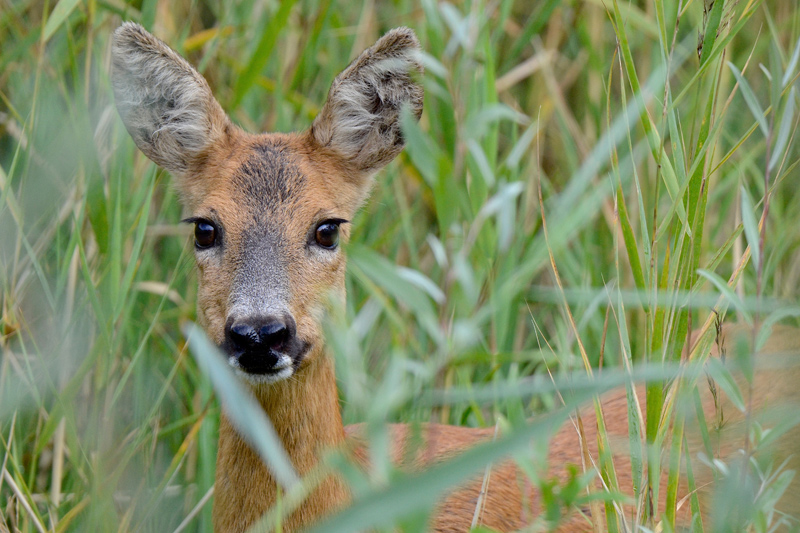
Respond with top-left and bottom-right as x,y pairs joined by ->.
183,217 -> 220,250
313,220 -> 344,250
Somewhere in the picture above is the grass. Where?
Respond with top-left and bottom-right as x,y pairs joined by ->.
2,0 -> 800,531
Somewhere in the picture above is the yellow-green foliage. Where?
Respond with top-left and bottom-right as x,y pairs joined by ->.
1,0 -> 799,531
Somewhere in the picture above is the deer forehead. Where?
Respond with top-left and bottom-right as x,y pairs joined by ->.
192,136 -> 360,234
191,137 -> 351,313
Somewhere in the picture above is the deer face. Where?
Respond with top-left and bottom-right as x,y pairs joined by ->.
179,135 -> 362,385
111,23 -> 422,385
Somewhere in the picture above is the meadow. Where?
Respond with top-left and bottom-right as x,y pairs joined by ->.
2,0 -> 800,531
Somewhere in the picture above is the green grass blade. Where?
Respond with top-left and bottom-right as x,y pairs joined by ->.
231,0 -> 298,110
183,322 -> 300,491
42,0 -> 82,42
728,61 -> 769,137
740,186 -> 761,275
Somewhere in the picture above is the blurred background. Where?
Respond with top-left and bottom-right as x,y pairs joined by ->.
1,0 -> 800,531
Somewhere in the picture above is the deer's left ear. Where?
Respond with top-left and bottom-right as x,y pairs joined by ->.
309,28 -> 423,177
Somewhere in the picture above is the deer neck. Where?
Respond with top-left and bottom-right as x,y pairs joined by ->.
212,350 -> 348,532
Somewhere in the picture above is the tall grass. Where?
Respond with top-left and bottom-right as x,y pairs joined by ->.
1,0 -> 799,531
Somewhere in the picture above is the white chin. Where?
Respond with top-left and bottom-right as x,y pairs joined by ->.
228,354 -> 295,385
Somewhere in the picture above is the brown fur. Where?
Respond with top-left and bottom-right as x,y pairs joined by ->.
340,324 -> 800,532
110,24 -> 800,532
215,353 -> 349,531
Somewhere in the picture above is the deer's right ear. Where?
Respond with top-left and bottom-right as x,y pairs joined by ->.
110,22 -> 230,176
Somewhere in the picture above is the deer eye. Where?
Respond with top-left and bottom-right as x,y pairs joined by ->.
194,220 -> 217,249
314,221 -> 341,249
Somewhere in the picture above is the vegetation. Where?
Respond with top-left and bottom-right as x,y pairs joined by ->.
2,0 -> 799,531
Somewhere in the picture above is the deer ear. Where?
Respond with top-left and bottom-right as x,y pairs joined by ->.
110,22 -> 230,176
310,28 -> 424,176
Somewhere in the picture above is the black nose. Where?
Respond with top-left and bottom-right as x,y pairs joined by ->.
228,320 -> 289,352
224,315 -> 297,373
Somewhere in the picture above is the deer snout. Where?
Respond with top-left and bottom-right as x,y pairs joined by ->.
224,315 -> 298,375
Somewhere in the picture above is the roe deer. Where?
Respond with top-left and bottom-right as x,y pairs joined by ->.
110,23 -> 800,532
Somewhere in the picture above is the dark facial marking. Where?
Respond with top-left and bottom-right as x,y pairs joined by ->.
232,141 -> 307,223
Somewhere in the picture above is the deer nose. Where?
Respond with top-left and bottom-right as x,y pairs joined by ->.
224,316 -> 297,373
228,320 -> 288,351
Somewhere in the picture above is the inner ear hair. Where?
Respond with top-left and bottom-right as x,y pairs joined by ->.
110,22 -> 230,176
310,27 -> 424,176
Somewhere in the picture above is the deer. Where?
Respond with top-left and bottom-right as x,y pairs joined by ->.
110,22 -> 800,532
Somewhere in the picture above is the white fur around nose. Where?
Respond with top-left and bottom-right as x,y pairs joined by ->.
229,353 -> 294,385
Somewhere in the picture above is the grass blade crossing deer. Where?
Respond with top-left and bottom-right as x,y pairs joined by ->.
110,23 -> 800,532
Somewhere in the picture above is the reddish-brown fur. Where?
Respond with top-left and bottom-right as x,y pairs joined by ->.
110,23 -> 800,532
343,324 -> 800,532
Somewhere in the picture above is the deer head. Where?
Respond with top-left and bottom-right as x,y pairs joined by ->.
111,22 -> 423,385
